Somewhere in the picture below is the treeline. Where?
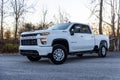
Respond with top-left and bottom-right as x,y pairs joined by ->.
0,0 -> 70,53
0,0 -> 120,53
0,0 -> 70,40
88,0 -> 120,51
0,22 -> 52,53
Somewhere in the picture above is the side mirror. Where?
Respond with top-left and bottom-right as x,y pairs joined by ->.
70,29 -> 74,35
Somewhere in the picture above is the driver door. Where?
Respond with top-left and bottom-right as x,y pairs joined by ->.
69,24 -> 94,52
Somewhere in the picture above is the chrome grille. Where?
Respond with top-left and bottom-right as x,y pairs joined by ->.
21,39 -> 37,45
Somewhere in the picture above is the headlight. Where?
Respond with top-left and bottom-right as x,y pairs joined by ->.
40,38 -> 47,45
40,32 -> 50,36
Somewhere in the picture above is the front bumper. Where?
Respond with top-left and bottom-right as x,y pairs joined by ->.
19,46 -> 52,56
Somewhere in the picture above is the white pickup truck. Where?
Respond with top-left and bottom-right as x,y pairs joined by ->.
19,22 -> 109,64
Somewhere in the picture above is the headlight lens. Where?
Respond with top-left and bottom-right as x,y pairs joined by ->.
40,32 -> 50,36
40,38 -> 47,45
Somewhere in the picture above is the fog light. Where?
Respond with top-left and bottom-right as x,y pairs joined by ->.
40,38 -> 47,44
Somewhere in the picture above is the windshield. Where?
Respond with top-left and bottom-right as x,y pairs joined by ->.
48,23 -> 71,30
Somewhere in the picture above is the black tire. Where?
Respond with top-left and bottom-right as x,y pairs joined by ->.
49,44 -> 68,64
77,54 -> 83,57
98,46 -> 107,57
27,56 -> 41,61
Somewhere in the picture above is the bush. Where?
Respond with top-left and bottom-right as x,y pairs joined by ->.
2,43 -> 19,53
0,40 -> 5,52
109,44 -> 114,51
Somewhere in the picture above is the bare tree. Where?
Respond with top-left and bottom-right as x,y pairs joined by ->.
0,0 -> 4,40
10,0 -> 26,40
117,0 -> 120,37
99,0 -> 103,34
117,0 -> 120,50
89,0 -> 117,35
41,7 -> 48,29
106,0 -> 118,51
58,7 -> 70,23
111,0 -> 116,37
0,0 -> 8,40
53,7 -> 70,24
89,0 -> 120,51
89,0 -> 104,34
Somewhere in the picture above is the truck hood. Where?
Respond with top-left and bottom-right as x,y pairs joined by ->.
21,29 -> 68,35
21,29 -> 51,35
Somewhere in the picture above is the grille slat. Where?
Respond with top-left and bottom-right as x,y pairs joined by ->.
21,34 -> 37,37
21,39 -> 37,45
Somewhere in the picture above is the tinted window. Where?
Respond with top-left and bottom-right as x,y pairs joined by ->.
48,23 -> 71,30
70,24 -> 91,34
74,25 -> 81,33
70,24 -> 81,33
81,25 -> 91,34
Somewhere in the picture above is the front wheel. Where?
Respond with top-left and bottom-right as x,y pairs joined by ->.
98,46 -> 107,57
49,44 -> 67,64
27,56 -> 41,61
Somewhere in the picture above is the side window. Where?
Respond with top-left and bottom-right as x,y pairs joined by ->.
74,25 -> 81,33
80,25 -> 91,34
70,24 -> 91,34
70,24 -> 81,33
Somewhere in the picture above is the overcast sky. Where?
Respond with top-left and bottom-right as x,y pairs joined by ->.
24,0 -> 91,24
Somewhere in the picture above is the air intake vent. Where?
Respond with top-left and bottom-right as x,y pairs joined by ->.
21,39 -> 37,45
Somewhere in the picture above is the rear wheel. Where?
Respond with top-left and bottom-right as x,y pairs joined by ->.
98,46 -> 107,57
27,56 -> 41,61
49,44 -> 67,64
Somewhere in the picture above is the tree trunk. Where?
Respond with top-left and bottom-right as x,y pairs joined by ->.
111,0 -> 115,37
112,14 -> 115,37
14,17 -> 18,40
14,0 -> 18,40
117,0 -> 120,51
116,12 -> 119,51
0,0 -> 4,40
99,0 -> 103,34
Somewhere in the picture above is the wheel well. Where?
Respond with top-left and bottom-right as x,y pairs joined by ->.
93,45 -> 99,52
100,40 -> 107,46
52,39 -> 69,52
100,40 -> 108,49
94,40 -> 108,52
